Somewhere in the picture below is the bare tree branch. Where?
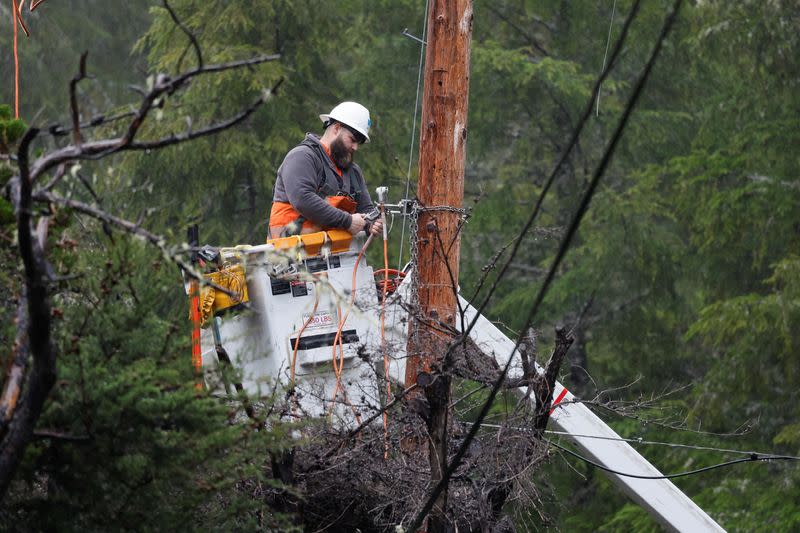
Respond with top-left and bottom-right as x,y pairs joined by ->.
69,51 -> 89,145
29,53 -> 280,182
0,294 -> 29,437
30,191 -> 238,299
532,326 -> 573,430
0,127 -> 58,499
406,0 -> 683,528
163,0 -> 203,70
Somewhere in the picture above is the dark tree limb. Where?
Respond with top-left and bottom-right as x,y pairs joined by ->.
69,52 -> 89,145
0,127 -> 57,500
28,53 -> 280,182
406,0 -> 682,528
163,0 -> 203,70
47,110 -> 137,138
532,326 -> 574,430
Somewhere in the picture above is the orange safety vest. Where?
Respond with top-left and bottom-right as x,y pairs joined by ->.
268,194 -> 357,239
269,140 -> 360,240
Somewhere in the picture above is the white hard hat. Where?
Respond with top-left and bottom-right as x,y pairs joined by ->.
320,101 -> 371,143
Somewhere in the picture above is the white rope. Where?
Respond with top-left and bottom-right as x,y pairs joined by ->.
396,0 -> 430,274
596,0 -> 617,116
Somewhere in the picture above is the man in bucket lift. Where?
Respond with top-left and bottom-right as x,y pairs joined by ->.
268,101 -> 384,239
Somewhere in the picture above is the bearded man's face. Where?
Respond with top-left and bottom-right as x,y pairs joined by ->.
329,127 -> 360,169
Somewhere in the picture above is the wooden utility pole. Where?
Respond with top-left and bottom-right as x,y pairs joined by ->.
405,1 -> 473,531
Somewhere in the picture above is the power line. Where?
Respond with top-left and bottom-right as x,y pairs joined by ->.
479,423 -> 800,459
545,437 -> 800,480
462,0 -> 643,337
407,1 -> 681,530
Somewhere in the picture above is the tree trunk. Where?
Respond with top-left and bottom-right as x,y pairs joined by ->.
405,1 -> 473,530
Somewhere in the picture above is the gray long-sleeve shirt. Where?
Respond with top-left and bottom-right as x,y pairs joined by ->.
271,133 -> 374,229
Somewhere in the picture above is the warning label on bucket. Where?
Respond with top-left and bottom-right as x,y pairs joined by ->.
302,310 -> 336,329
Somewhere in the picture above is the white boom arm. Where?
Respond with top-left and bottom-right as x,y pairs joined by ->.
201,242 -> 724,532
458,296 -> 725,533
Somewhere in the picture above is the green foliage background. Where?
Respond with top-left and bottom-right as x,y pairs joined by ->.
1,0 -> 798,530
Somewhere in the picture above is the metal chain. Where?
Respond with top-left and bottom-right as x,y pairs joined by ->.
417,205 -> 469,216
405,201 -> 421,360
409,200 -> 421,313
407,201 -> 468,350
407,202 -> 468,308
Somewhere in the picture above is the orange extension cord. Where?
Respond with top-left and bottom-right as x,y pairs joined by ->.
12,0 -> 19,118
10,0 -> 46,118
329,233 -> 375,424
380,206 -> 390,458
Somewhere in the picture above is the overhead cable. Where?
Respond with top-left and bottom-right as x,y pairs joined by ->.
545,437 -> 800,480
407,1 -> 683,530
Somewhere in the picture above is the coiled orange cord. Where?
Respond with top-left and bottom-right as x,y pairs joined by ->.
329,234 -> 374,423
290,279 -> 320,386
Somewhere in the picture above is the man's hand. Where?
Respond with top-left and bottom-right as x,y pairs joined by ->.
348,213 -> 367,235
369,218 -> 384,237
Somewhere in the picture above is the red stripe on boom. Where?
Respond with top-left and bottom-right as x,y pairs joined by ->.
549,387 -> 569,415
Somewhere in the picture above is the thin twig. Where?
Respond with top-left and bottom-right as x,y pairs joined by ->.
406,1 -> 683,528
69,52 -> 89,145
463,0 -> 644,344
163,0 -> 203,70
29,54 -> 280,182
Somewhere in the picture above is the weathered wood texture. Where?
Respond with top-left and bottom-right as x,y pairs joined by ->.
405,1 -> 473,531
405,0 -> 473,383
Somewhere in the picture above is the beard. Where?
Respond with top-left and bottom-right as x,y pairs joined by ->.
329,135 -> 353,170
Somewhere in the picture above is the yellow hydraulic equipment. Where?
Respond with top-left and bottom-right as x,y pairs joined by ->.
267,229 -> 353,257
195,230 -> 353,326
197,263 -> 249,326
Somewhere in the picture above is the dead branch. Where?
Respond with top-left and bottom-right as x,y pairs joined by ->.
47,110 -> 137,138
0,127 -> 57,499
30,190 -> 245,299
0,293 -> 29,437
69,51 -> 89,145
532,326 -> 574,430
163,0 -> 202,70
28,53 -> 280,182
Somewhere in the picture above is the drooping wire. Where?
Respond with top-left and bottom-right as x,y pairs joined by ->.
395,0 -> 430,274
464,0 -> 642,329
406,2 -> 682,530
545,437 -> 800,480
479,423 -> 800,459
